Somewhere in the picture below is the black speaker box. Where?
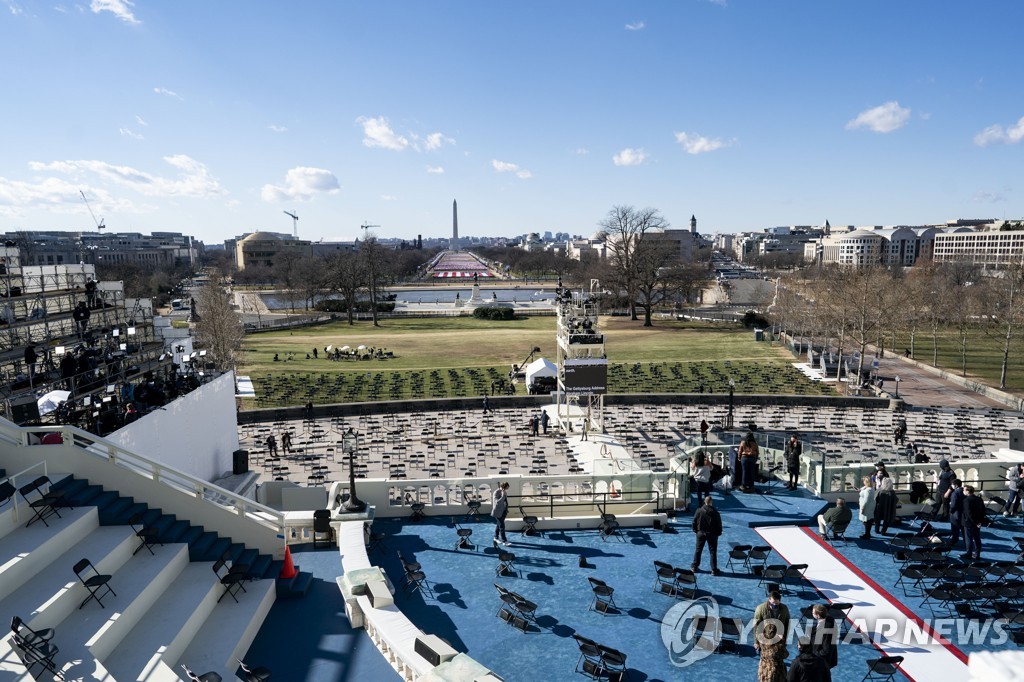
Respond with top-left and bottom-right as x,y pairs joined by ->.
10,395 -> 40,424
1011,429 -> 1024,451
233,449 -> 249,475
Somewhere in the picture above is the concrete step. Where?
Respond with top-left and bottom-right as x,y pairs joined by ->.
0,506 -> 100,603
102,562 -> 220,682
177,578 -> 276,680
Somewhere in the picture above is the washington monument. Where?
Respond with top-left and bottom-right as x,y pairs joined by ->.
451,199 -> 460,252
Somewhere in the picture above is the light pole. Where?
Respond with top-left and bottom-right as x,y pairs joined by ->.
727,378 -> 735,430
894,376 -> 901,399
341,428 -> 366,513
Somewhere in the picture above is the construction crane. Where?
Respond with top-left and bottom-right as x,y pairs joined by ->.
80,190 -> 105,231
283,211 -> 299,238
359,223 -> 380,243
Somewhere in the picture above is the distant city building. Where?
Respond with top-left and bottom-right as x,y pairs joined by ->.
234,231 -> 312,270
3,230 -> 200,269
933,220 -> 1024,269
812,223 -> 946,268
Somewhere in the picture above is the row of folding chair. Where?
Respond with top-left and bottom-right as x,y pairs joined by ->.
652,561 -> 697,600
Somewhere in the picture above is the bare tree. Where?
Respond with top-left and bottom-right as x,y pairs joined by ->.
193,278 -> 245,373
979,261 -> 1024,388
598,205 -> 669,321
324,251 -> 365,325
633,236 -> 681,326
939,261 -> 983,377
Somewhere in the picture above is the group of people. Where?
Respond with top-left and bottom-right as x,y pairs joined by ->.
264,431 -> 294,457
755,591 -> 837,682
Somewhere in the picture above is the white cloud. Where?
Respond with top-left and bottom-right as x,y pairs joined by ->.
972,190 -> 1006,203
426,166 -> 445,174
135,115 -> 148,126
674,132 -> 733,155
424,132 -> 455,151
261,167 -> 340,203
845,101 -> 911,133
119,127 -> 144,140
267,124 -> 288,133
153,87 -> 181,100
612,148 -> 647,166
625,20 -> 645,30
491,159 -> 532,179
707,0 -> 727,6
574,148 -> 589,155
29,155 -> 224,198
90,0 -> 139,24
973,116 -> 1024,147
6,1 -> 24,16
357,116 -> 409,151
380,194 -> 398,201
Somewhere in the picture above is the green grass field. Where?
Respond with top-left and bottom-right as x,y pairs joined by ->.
896,328 -> 1024,394
238,316 -> 832,407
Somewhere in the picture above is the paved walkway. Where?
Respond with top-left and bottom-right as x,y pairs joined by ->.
873,352 -> 1008,410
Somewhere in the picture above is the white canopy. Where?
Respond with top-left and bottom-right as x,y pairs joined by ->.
37,390 -> 71,417
525,357 -> 557,385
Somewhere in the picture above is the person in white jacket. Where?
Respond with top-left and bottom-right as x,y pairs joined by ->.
1004,464 -> 1023,517
858,476 -> 877,539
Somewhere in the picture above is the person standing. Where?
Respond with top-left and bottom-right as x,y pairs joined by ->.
947,478 -> 965,548
491,482 -> 510,546
808,604 -> 838,669
312,347 -> 318,359
931,459 -> 955,519
754,591 -> 791,655
540,410 -> 550,434
281,431 -> 292,454
24,345 -> 37,386
690,496 -> 722,575
738,432 -> 760,493
482,395 -> 490,414
72,301 -> 90,338
785,434 -> 802,490
85,278 -> 98,308
530,414 -> 539,437
691,452 -> 713,500
1004,464 -> 1023,517
266,434 -> 278,458
787,637 -> 831,682
304,400 -> 314,421
873,475 -> 897,535
962,485 -> 986,561
757,621 -> 788,682
858,476 -> 877,539
700,419 -> 709,445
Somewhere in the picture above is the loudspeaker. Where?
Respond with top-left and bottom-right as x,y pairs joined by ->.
414,635 -> 457,667
1011,429 -> 1024,452
9,286 -> 21,297
233,449 -> 249,475
10,395 -> 40,424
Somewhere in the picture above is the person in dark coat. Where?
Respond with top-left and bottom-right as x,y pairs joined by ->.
947,478 -> 965,548
931,459 -> 955,519
785,434 -> 802,490
690,496 -> 723,575
808,604 -> 838,668
873,475 -> 898,535
787,638 -> 831,682
962,485 -> 986,561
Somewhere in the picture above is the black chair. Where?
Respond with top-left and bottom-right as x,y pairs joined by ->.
466,499 -> 482,519
409,502 -> 426,522
213,557 -> 247,603
519,506 -> 540,536
0,480 -> 15,510
10,616 -> 55,651
367,530 -> 388,554
312,509 -> 334,549
826,520 -> 850,546
181,664 -> 223,682
129,513 -> 162,555
759,564 -> 787,590
496,551 -> 517,577
236,659 -> 271,682
19,476 -> 69,527
746,545 -> 773,574
572,634 -> 603,678
597,645 -> 628,680
671,567 -> 698,600
599,517 -> 624,542
588,577 -> 616,613
73,558 -> 116,609
653,560 -> 675,593
12,628 -> 63,681
861,655 -> 904,681
453,519 -> 474,550
726,544 -> 751,571
783,563 -> 809,590
403,560 -> 433,597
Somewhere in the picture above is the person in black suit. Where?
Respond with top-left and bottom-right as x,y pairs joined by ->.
690,496 -> 723,575
787,637 -> 831,682
808,604 -> 838,669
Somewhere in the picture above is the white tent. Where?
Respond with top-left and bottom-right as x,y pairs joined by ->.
524,358 -> 557,386
37,390 -> 71,417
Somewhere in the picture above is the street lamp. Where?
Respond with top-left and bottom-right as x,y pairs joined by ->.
341,428 -> 366,513
726,378 -> 735,430
894,376 -> 901,399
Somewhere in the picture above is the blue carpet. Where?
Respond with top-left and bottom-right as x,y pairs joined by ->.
376,489 -> 880,682
242,545 -> 400,681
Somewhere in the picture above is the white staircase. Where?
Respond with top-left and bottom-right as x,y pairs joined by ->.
0,499 -> 275,681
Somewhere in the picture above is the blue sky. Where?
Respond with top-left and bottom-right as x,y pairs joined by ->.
1,1 -> 1022,245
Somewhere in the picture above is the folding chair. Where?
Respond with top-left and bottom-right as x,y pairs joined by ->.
597,645 -> 628,680
0,480 -> 15,510
588,577 -> 616,613
746,546 -> 773,575
236,659 -> 271,682
861,655 -> 904,681
181,664 -> 223,682
221,550 -> 253,582
572,634 -> 603,678
12,630 -> 63,681
671,567 -> 698,600
129,513 -> 162,555
312,509 -> 334,549
404,566 -> 433,597
19,476 -> 69,527
783,563 -> 809,591
512,591 -> 538,623
213,557 -> 247,603
453,519 -> 474,550
466,499 -> 482,520
73,558 -> 116,609
726,544 -> 751,571
759,564 -> 787,590
519,506 -> 541,536
825,521 -> 849,546
599,517 -> 624,542
366,530 -> 387,554
653,560 -> 675,593
496,551 -> 517,577
409,502 -> 426,522
10,616 -> 55,651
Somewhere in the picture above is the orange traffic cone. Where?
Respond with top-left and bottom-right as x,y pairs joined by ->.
279,546 -> 297,579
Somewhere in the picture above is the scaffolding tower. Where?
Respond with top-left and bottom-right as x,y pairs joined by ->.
554,282 -> 608,435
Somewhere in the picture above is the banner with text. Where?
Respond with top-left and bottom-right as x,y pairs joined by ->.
562,359 -> 608,395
